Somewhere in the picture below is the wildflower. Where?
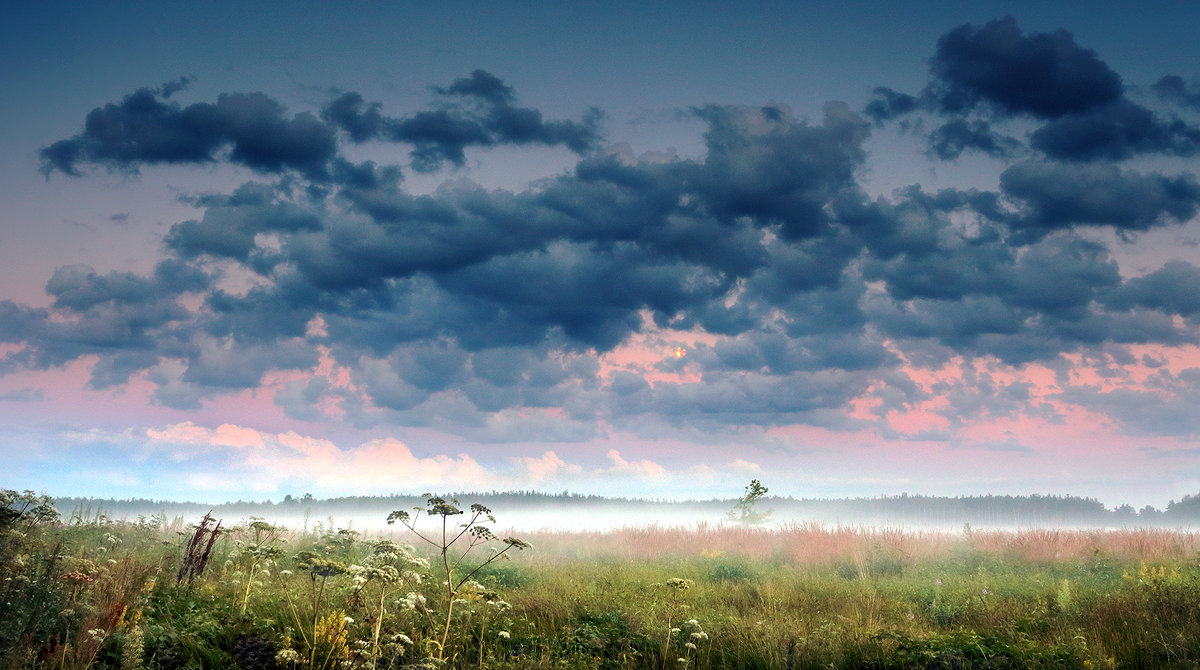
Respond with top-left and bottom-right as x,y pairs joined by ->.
497,631 -> 511,639
393,633 -> 413,645
397,592 -> 426,610
685,642 -> 697,651
690,631 -> 709,641
279,570 -> 293,576
343,616 -> 354,625
276,649 -> 300,665
981,588 -> 989,595
670,627 -> 681,635
122,624 -> 144,670
935,579 -> 942,586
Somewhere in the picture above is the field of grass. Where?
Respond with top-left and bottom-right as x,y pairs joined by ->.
4,489 -> 1200,669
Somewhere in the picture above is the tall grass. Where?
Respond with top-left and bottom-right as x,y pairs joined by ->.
4,490 -> 1200,669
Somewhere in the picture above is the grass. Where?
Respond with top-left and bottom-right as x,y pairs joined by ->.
3,490 -> 1200,669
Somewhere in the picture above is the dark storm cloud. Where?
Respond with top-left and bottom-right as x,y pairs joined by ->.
1030,100 -> 1200,161
437,242 -> 728,351
17,47 -> 1200,440
321,92 -> 386,142
1005,237 -> 1120,318
323,70 -> 604,171
0,265 -> 196,382
927,119 -> 1019,160
166,181 -> 322,263
159,76 -> 192,98
867,18 -> 1200,164
1153,75 -> 1200,109
1000,161 -> 1200,233
863,87 -> 919,124
685,103 -> 869,240
859,221 -> 1170,366
211,102 -> 872,357
1104,261 -> 1200,317
929,17 -> 1122,118
41,88 -> 337,179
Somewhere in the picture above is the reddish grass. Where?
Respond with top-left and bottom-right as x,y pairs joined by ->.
492,522 -> 1200,567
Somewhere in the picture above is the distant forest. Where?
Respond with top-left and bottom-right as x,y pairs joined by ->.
48,490 -> 1200,530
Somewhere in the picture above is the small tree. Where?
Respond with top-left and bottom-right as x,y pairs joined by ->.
727,479 -> 771,526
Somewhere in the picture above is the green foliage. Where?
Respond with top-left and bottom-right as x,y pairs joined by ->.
10,487 -> 1200,668
706,558 -> 758,584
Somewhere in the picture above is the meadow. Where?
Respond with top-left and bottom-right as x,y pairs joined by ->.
3,488 -> 1200,669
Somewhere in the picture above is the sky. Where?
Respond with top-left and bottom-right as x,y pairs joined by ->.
4,1 -> 1200,508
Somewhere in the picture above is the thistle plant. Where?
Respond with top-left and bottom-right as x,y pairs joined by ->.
678,618 -> 710,668
346,539 -> 428,669
230,518 -> 287,614
387,495 -> 529,663
287,551 -> 349,669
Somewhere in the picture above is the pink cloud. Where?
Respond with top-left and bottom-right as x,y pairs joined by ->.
605,449 -> 667,478
513,450 -> 583,482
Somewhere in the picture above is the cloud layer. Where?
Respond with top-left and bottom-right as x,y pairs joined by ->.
11,20 -> 1200,459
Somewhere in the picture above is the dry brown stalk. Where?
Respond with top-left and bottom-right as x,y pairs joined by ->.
176,512 -> 221,584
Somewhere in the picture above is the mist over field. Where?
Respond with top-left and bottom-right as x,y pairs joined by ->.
55,490 -> 1200,533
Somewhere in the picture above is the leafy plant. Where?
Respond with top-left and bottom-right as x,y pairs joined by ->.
727,479 -> 771,526
387,495 -> 529,663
